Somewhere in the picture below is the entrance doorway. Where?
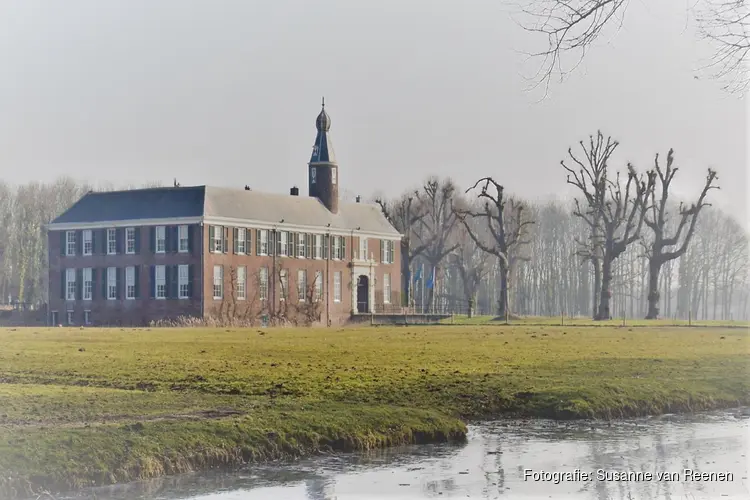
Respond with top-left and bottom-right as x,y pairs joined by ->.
356,275 -> 369,313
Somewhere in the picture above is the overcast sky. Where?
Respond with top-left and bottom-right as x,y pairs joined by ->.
0,0 -> 746,225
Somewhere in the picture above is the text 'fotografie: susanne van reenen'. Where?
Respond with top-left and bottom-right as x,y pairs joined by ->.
524,469 -> 734,483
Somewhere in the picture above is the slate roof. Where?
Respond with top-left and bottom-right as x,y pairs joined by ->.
309,105 -> 336,164
50,185 -> 401,237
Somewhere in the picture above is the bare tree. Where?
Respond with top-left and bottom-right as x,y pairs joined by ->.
519,0 -> 750,94
454,178 -> 534,320
376,192 -> 429,305
563,131 -> 654,319
413,177 -> 461,311
561,131 -> 617,318
642,149 -> 719,319
450,208 -> 493,317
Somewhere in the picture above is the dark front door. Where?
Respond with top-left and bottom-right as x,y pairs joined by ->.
357,275 -> 369,313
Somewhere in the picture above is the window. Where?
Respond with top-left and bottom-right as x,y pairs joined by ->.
259,230 -> 269,256
278,231 -> 289,257
311,166 -> 317,184
84,310 -> 92,326
125,266 -> 136,300
382,240 -> 395,264
156,226 -> 166,253
237,266 -> 246,300
212,225 -> 223,253
331,167 -> 337,185
297,233 -> 306,258
297,269 -> 307,302
279,269 -> 288,300
178,265 -> 189,299
65,268 -> 76,301
332,237 -> 341,260
107,267 -> 117,300
337,236 -> 346,260
259,267 -> 268,300
213,265 -> 223,300
235,228 -> 246,254
82,268 -> 93,301
383,273 -> 391,304
333,271 -> 342,303
315,271 -> 323,302
360,237 -> 368,261
126,227 -> 136,254
107,228 -> 117,255
66,231 -> 76,256
66,310 -> 74,325
82,230 -> 93,256
155,265 -> 166,299
178,225 -> 189,253
314,234 -> 323,259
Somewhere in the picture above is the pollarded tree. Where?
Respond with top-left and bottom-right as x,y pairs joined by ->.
449,202 -> 494,317
454,178 -> 534,320
642,149 -> 719,319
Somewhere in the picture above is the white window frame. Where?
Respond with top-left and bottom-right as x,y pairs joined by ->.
236,228 -> 247,254
66,310 -> 74,325
360,237 -> 368,261
107,228 -> 117,255
297,233 -> 306,259
178,264 -> 189,299
107,267 -> 117,300
331,167 -> 337,185
82,268 -> 93,301
333,237 -> 341,261
213,265 -> 223,300
237,265 -> 246,300
315,271 -> 323,302
279,269 -> 288,300
65,268 -> 76,301
212,226 -> 223,253
297,269 -> 307,302
125,227 -> 136,254
311,166 -> 317,184
279,231 -> 289,257
383,240 -> 394,264
66,231 -> 76,256
314,234 -> 322,259
383,273 -> 391,304
82,230 -> 93,256
259,267 -> 268,301
333,271 -> 341,303
156,226 -> 166,254
259,230 -> 268,256
155,265 -> 166,299
178,225 -> 189,253
125,266 -> 136,300
84,310 -> 92,326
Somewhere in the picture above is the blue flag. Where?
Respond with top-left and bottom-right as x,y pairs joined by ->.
413,266 -> 422,282
426,267 -> 436,289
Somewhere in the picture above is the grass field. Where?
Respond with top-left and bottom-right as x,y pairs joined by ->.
440,314 -> 750,327
0,324 -> 748,497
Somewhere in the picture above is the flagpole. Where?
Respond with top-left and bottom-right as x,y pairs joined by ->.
421,262 -> 425,314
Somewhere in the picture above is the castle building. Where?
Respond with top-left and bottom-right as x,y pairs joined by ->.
45,101 -> 402,326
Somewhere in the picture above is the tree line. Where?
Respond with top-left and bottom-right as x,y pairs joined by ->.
376,131 -> 747,321
0,132 -> 747,321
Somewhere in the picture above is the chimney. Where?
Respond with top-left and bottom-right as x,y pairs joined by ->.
290,186 -> 299,196
355,195 -> 361,203
244,185 -> 251,191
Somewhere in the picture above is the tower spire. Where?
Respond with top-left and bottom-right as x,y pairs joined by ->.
308,99 -> 339,213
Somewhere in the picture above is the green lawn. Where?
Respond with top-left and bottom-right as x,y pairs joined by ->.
0,324 -> 748,497
441,314 -> 750,327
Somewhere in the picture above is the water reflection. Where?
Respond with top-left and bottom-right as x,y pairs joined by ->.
57,410 -> 749,500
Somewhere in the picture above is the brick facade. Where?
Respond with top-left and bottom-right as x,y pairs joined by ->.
47,223 -> 401,326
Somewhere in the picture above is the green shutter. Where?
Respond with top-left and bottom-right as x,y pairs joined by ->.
222,227 -> 228,254
341,237 -> 346,260
134,266 -> 141,298
245,229 -> 252,256
233,228 -> 238,254
208,225 -> 215,253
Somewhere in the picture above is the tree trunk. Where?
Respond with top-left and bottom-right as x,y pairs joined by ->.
592,258 -> 601,320
645,258 -> 661,319
596,257 -> 612,320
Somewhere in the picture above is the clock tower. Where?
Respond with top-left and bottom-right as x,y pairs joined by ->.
308,97 -> 339,214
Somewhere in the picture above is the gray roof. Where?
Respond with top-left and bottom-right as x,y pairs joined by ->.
50,185 -> 400,237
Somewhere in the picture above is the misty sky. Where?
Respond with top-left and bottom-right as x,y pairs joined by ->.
0,1 -> 746,225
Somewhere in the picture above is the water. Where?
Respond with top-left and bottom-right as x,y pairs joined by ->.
61,410 -> 749,500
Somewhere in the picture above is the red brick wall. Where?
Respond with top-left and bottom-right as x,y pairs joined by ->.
47,225 -> 203,326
